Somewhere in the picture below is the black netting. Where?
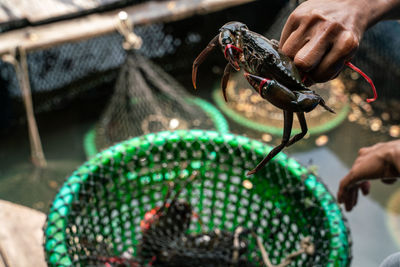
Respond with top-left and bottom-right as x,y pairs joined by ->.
92,50 -> 218,151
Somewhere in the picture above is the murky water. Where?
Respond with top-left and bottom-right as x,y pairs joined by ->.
0,77 -> 399,266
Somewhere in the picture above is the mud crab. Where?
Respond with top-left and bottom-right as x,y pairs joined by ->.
192,21 -> 376,175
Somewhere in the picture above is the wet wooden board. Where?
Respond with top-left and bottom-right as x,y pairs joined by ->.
0,200 -> 46,267
0,0 -> 122,24
0,0 -> 253,55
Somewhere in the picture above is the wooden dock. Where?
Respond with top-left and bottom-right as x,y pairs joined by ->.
0,200 -> 46,267
0,0 -> 133,24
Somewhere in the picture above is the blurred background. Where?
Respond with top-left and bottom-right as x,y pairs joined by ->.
0,0 -> 400,266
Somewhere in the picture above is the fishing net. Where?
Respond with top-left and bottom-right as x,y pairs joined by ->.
44,130 -> 351,267
84,49 -> 229,156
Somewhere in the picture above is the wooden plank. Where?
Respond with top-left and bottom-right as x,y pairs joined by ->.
0,0 -> 122,24
0,0 -> 253,55
0,200 -> 46,267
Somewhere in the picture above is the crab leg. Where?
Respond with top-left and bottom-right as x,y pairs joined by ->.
286,112 -> 307,147
192,35 -> 219,89
247,110 -> 293,176
221,63 -> 234,102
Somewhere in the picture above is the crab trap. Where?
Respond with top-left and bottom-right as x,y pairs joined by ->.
44,130 -> 351,266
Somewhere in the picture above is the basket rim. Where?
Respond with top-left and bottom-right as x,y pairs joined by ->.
44,129 -> 351,266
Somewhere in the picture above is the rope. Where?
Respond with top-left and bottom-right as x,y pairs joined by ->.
115,11 -> 142,50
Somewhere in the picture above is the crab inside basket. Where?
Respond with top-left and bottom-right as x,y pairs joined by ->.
44,130 -> 351,266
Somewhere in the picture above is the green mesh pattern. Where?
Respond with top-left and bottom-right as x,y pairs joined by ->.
44,130 -> 351,266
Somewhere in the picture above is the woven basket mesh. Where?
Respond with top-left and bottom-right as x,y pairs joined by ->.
44,130 -> 351,266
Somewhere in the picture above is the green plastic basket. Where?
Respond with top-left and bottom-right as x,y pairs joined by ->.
44,130 -> 351,266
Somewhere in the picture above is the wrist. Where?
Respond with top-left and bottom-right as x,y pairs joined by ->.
363,0 -> 400,29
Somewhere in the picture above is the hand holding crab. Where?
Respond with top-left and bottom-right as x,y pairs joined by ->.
192,21 -> 336,175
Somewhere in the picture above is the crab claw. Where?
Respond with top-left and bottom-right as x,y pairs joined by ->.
192,35 -> 219,89
244,73 -> 270,95
224,44 -> 242,71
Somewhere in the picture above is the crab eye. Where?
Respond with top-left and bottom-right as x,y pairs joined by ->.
222,37 -> 233,45
219,30 -> 235,45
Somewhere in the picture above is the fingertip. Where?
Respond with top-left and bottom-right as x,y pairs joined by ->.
360,181 -> 371,195
294,55 -> 315,73
344,199 -> 351,212
336,188 -> 343,203
353,187 -> 359,207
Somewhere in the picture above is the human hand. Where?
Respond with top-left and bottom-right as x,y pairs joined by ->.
279,0 -> 382,85
337,140 -> 400,211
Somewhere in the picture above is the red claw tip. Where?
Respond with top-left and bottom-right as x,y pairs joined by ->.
224,44 -> 243,58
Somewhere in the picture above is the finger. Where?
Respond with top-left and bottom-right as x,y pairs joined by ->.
345,187 -> 357,211
352,187 -> 359,208
337,180 -> 346,203
293,33 -> 332,73
347,187 -> 358,211
291,20 -> 349,74
358,147 -> 370,156
280,12 -> 302,49
280,27 -> 310,59
337,175 -> 355,204
338,172 -> 356,201
344,188 -> 353,211
360,181 -> 371,195
357,144 -> 382,156
308,60 -> 344,83
307,31 -> 358,82
365,142 -> 386,152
